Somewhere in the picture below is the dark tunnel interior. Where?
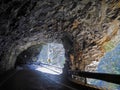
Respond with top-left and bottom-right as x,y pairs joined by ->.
0,0 -> 120,90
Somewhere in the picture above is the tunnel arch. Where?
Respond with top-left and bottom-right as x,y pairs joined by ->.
15,44 -> 43,67
14,42 -> 67,75
0,0 -> 120,78
2,31 -> 74,76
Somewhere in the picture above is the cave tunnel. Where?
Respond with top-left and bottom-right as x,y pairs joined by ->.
0,0 -> 120,90
15,43 -> 66,75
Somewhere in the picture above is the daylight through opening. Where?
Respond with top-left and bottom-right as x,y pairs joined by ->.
35,43 -> 66,75
15,43 -> 66,75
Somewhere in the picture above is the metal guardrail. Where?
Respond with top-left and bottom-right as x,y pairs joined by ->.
36,63 -> 120,85
40,64 -> 62,74
39,63 -> 62,69
70,70 -> 120,85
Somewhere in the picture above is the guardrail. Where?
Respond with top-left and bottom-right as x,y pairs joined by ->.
40,63 -> 63,69
34,63 -> 120,85
69,70 -> 120,85
40,64 -> 62,74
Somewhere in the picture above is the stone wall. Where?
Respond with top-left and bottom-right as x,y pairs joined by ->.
0,0 -> 120,73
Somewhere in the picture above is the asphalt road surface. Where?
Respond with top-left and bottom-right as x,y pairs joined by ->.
0,66 -> 98,90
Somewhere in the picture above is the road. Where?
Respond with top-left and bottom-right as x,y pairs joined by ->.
0,65 -> 98,90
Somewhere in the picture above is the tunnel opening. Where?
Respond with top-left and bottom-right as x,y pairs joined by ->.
35,43 -> 66,75
15,43 -> 66,75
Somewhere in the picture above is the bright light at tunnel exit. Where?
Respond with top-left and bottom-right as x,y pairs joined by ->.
35,65 -> 62,75
35,43 -> 65,75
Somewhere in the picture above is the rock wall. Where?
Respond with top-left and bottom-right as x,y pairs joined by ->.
0,0 -> 120,73
16,44 -> 42,66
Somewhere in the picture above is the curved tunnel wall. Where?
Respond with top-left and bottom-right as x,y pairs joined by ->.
0,0 -> 120,74
15,44 -> 43,66
1,33 -> 55,72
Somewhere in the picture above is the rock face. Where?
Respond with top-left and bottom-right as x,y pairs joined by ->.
15,44 -> 42,66
0,0 -> 120,73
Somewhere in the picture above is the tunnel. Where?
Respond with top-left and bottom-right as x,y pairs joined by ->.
0,0 -> 120,90
15,43 -> 66,74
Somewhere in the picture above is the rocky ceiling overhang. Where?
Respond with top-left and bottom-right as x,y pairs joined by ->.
0,0 -> 120,73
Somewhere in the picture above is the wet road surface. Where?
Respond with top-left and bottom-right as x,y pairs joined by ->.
0,66 -> 98,90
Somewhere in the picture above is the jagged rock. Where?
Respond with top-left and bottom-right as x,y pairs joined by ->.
0,0 -> 120,74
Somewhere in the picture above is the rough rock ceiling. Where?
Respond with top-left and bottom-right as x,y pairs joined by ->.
0,0 -> 120,73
